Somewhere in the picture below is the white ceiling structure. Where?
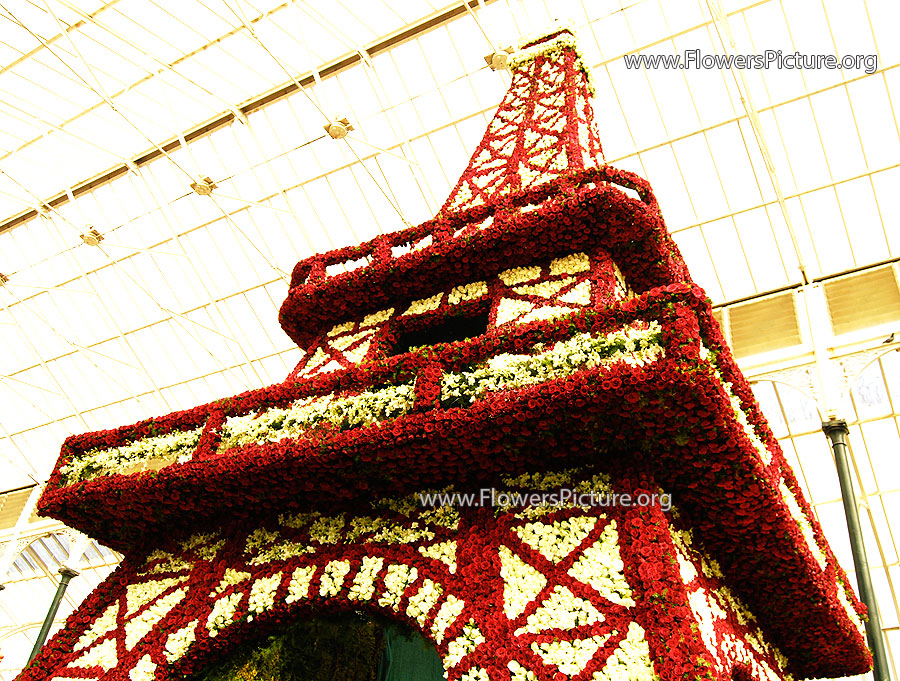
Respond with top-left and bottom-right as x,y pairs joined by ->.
0,0 -> 899,678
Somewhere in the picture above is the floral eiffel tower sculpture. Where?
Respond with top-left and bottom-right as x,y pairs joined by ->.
25,24 -> 870,681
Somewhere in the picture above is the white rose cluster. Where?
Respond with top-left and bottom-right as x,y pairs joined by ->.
62,426 -> 203,483
591,622 -> 657,681
129,655 -> 157,681
431,595 -> 465,643
70,638 -> 117,671
568,522 -> 634,607
211,568 -> 250,596
348,556 -> 384,601
519,585 -> 603,634
779,480 -> 828,570
418,540 -> 458,573
500,545 -> 547,618
549,252 -> 591,276
247,573 -> 282,615
460,668 -> 490,681
448,281 -> 488,305
499,265 -> 543,286
378,564 -> 417,610
515,516 -> 596,563
441,322 -> 663,407
361,308 -> 394,327
164,622 -> 197,663
406,579 -> 443,626
405,293 -> 444,315
507,24 -> 596,95
319,560 -> 351,597
206,592 -> 243,636
444,622 -> 485,669
512,276 -> 574,298
75,602 -> 119,651
124,589 -> 186,649
218,381 -> 416,452
285,565 -> 316,604
532,635 -> 609,676
495,298 -> 537,325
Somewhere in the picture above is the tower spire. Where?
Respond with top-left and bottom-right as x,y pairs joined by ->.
441,25 -> 604,214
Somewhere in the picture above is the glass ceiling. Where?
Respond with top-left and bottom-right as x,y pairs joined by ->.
1,0 -> 899,678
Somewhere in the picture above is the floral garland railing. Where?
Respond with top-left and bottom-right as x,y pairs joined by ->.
279,165 -> 680,350
60,320 -> 665,485
289,166 -> 658,289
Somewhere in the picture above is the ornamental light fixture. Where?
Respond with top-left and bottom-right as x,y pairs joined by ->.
323,116 -> 353,139
189,177 -> 217,195
484,46 -> 514,70
80,228 -> 104,247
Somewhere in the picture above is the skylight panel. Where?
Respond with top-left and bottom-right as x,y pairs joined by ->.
467,67 -> 505,113
733,207 -> 790,292
219,34 -> 285,91
836,178 -> 887,266
771,101 -> 831,193
641,47 -> 699,139
325,165 -> 375,231
476,0 -> 524,46
67,29 -> 144,91
446,15 -> 491,74
750,381 -> 790,438
606,60 -> 666,151
590,10 -> 632,61
858,417 -> 900,493
0,382 -> 32,434
282,184 -> 333,254
673,134 -> 728,221
702,217 -> 755,300
822,0 -> 878,74
867,0 -> 900,65
847,77 -> 900,171
253,100 -> 306,163
656,0 -> 704,35
12,55 -> 95,114
670,226 -> 724,302
705,123 -> 763,212
0,1 -> 61,42
588,68 -> 635,161
226,292 -> 273,353
852,365 -> 893,419
810,88 -> 866,180
369,49 -> 410,109
305,0 -> 376,47
258,353 -> 291,382
224,211 -> 280,285
392,39 -> 436,100
100,2 -> 190,65
779,0 -> 841,93
871,168 -> 900,256
639,145 -> 696,228
741,4 -> 804,105
801,188 -> 855,273
167,0 -> 239,41
613,0 -> 660,47
793,432 -> 841,502
422,28 -> 465,87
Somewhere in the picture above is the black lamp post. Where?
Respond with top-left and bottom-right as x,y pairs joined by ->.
822,418 -> 891,681
27,566 -> 79,665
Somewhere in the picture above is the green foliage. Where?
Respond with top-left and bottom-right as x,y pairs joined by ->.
192,613 -> 384,681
